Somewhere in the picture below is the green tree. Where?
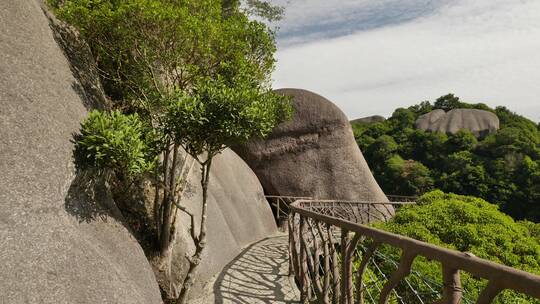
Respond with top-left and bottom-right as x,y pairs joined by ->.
446,130 -> 478,153
439,151 -> 488,196
408,100 -> 433,115
406,129 -> 448,166
366,135 -> 398,162
389,108 -> 416,130
511,156 -> 540,220
353,121 -> 391,152
243,0 -> 285,22
433,93 -> 462,111
382,156 -> 433,196
50,0 -> 277,107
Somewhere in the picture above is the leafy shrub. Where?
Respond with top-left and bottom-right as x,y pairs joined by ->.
166,77 -> 291,157
74,110 -> 156,178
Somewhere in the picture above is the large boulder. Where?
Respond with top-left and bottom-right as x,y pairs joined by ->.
414,109 -> 446,129
415,108 -> 499,137
351,115 -> 386,124
233,88 -> 390,207
151,149 -> 277,300
0,1 -> 162,303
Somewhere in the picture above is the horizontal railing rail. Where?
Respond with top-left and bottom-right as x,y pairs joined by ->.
266,196 -> 416,225
265,195 -> 312,230
386,195 -> 418,203
288,199 -> 540,304
293,200 -> 414,224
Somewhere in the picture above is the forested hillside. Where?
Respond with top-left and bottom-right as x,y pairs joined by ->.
353,94 -> 540,222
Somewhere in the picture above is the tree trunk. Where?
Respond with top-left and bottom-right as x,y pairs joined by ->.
153,166 -> 161,241
160,144 -> 179,255
177,158 -> 212,304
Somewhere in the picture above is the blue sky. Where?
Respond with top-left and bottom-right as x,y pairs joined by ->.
271,0 -> 540,122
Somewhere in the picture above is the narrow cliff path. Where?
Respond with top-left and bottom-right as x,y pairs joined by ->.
206,234 -> 301,303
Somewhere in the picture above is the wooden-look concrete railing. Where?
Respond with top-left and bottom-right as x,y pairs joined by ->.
288,199 -> 540,304
266,195 -> 416,229
265,196 -> 312,230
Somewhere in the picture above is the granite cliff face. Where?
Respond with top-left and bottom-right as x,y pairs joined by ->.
234,89 -> 391,211
415,108 -> 500,138
0,1 -> 162,303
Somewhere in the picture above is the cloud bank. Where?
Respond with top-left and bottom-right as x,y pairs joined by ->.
272,0 -> 540,122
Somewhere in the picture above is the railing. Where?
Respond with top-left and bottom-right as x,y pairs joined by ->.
296,200 -> 415,224
288,199 -> 540,304
265,196 -> 312,230
386,195 -> 418,203
265,195 -> 417,229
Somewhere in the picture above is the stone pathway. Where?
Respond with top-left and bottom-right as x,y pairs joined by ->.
211,234 -> 301,304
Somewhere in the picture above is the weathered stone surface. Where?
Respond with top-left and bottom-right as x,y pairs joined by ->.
415,108 -> 500,137
351,115 -> 386,124
233,88 -> 391,207
0,1 -> 161,303
44,7 -> 109,110
415,109 -> 446,129
152,149 -> 277,300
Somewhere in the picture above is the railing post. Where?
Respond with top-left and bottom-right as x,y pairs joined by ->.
340,229 -> 351,304
308,220 -> 324,299
434,265 -> 462,304
356,242 -> 380,304
378,250 -> 417,304
288,213 -> 296,276
316,222 -> 331,304
327,224 -> 341,304
277,198 -> 281,220
476,281 -> 503,304
345,233 -> 362,304
299,215 -> 311,302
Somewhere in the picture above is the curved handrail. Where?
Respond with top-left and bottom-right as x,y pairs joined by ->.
288,199 -> 540,303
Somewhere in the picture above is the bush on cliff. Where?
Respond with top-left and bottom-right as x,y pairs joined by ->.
371,191 -> 540,303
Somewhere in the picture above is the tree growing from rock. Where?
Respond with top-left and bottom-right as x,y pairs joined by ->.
53,0 -> 291,301
165,77 -> 290,303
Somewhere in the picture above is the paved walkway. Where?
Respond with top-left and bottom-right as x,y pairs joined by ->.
211,234 -> 301,304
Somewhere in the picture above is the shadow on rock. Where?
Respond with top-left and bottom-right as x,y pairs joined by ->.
64,171 -> 126,224
43,6 -> 109,111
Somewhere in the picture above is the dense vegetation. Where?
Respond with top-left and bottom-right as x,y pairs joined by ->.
353,94 -> 540,222
370,191 -> 540,303
50,0 -> 291,302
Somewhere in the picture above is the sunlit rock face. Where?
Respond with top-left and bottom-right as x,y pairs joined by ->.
415,108 -> 500,138
151,148 -> 277,300
0,1 -> 162,303
233,88 -> 392,214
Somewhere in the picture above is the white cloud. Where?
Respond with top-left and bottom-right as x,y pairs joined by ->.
272,0 -> 451,46
272,0 -> 540,122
